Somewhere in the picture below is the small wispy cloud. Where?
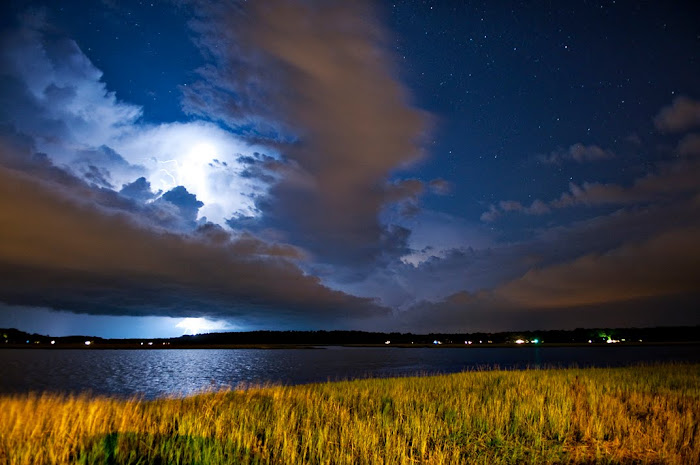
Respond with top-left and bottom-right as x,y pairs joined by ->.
539,143 -> 614,165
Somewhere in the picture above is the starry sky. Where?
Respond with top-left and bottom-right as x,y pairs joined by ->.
1,0 -> 699,338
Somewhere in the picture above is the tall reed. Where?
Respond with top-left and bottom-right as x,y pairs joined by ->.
1,364 -> 698,464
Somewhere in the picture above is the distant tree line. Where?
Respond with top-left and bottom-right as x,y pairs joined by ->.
2,326 -> 699,346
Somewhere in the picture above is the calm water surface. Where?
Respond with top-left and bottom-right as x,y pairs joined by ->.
1,345 -> 698,399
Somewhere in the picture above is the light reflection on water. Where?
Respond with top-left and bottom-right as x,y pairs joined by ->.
1,345 -> 698,399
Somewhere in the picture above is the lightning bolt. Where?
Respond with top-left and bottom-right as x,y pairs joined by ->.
157,159 -> 180,188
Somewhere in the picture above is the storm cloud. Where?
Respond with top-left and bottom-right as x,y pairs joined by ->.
0,155 -> 387,326
184,0 -> 430,264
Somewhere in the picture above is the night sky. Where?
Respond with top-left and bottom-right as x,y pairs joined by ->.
1,0 -> 699,338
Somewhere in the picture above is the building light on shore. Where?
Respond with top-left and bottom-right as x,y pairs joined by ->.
84,341 -> 91,346
515,339 -> 525,344
50,340 -> 55,345
385,340 -> 391,345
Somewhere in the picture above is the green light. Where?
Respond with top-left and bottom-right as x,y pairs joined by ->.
532,339 -> 539,344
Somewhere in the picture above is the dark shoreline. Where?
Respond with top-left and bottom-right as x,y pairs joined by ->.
2,341 -> 699,350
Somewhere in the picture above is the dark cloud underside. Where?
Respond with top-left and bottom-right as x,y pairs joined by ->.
0,162 -> 387,325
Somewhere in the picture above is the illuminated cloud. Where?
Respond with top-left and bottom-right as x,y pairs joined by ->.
0,18 -> 271,227
184,0 -> 430,264
176,317 -> 233,335
654,96 -> 700,133
112,121 -> 272,225
0,146 -> 387,326
0,15 -> 142,161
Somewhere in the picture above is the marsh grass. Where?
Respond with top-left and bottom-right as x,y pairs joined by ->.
0,364 -> 698,464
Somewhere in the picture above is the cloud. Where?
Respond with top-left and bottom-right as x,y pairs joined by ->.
0,16 -> 276,228
480,199 -> 550,222
428,178 -> 451,195
366,183 -> 700,318
175,317 -> 233,335
654,96 -> 700,133
330,211 -> 495,307
484,155 -> 700,221
495,227 -> 700,308
159,186 -> 204,225
400,290 -> 700,333
485,98 -> 700,223
552,159 -> 700,208
119,177 -> 160,202
539,143 -> 614,164
398,224 -> 700,332
0,16 -> 142,163
480,204 -> 501,223
183,0 -> 429,264
0,158 -> 387,326
678,133 -> 700,157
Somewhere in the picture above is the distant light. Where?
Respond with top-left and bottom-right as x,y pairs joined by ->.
465,340 -> 472,345
385,340 -> 391,345
532,339 -> 539,344
148,342 -> 153,346
515,339 -> 525,344
140,342 -> 143,345
588,340 -> 592,343
176,317 -> 232,335
50,340 -> 55,345
84,341 -> 91,346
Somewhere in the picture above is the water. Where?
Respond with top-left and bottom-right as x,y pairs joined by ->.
1,345 -> 698,399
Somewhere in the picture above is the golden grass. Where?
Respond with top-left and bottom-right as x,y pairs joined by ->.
0,364 -> 698,464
